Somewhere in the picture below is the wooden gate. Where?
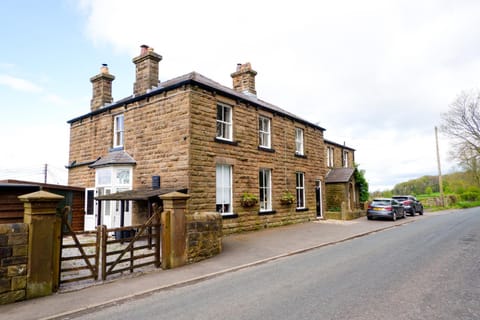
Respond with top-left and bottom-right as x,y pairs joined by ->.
60,207 -> 161,287
100,211 -> 161,280
59,210 -> 100,286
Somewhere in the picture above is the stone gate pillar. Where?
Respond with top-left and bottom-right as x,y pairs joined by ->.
19,191 -> 63,299
160,192 -> 190,269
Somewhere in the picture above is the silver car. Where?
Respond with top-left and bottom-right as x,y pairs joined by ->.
367,198 -> 406,221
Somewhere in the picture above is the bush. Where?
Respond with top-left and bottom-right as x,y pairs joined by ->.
460,191 -> 480,202
457,201 -> 480,208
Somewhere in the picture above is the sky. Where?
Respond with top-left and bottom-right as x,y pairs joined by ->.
1,0 -> 479,191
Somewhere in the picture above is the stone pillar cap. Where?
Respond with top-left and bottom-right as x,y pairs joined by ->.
159,192 -> 190,200
18,190 -> 64,202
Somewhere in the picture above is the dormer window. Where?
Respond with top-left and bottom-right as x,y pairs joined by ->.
216,103 -> 233,141
113,114 -> 124,148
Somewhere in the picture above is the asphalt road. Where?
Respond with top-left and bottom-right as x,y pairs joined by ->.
74,209 -> 480,320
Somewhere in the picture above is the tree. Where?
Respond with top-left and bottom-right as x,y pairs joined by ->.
441,89 -> 480,186
354,164 -> 369,202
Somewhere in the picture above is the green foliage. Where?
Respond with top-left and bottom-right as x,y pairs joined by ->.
280,190 -> 295,205
240,192 -> 258,207
369,170 -> 480,211
327,206 -> 341,212
373,171 -> 480,198
459,186 -> 480,201
354,164 -> 369,202
457,201 -> 480,208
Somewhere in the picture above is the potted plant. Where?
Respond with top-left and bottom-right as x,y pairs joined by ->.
241,192 -> 258,207
280,190 -> 295,205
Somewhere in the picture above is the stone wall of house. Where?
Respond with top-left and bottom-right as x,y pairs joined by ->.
188,87 -> 327,234
325,183 -> 346,211
127,88 -> 190,190
186,212 -> 222,263
0,223 -> 28,305
68,83 -> 329,234
68,87 -> 191,190
325,142 -> 355,169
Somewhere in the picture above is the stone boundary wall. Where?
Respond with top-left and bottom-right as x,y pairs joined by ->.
324,210 -> 366,220
0,223 -> 28,305
324,201 -> 367,220
186,212 -> 222,263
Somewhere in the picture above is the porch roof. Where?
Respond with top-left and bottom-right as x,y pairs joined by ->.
95,187 -> 188,201
325,168 -> 355,183
89,149 -> 136,168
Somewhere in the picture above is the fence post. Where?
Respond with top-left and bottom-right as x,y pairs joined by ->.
18,190 -> 64,299
159,192 -> 190,269
101,225 -> 107,281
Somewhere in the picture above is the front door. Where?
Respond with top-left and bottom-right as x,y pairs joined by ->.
315,180 -> 323,218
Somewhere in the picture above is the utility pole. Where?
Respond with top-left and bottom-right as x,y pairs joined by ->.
44,163 -> 48,184
435,127 -> 445,206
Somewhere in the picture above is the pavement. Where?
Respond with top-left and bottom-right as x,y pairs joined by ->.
1,213 -> 433,320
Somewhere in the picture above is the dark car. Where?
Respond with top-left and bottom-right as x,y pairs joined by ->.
367,198 -> 406,221
392,195 -> 423,216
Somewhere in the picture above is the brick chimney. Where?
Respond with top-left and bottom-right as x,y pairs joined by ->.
132,45 -> 162,96
231,62 -> 257,96
90,64 -> 115,111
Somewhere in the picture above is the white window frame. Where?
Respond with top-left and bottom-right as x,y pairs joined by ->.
343,150 -> 349,168
295,128 -> 304,155
259,116 -> 271,148
216,103 -> 233,141
95,166 -> 133,226
113,114 -> 124,148
296,172 -> 306,209
259,168 -> 272,211
216,164 -> 233,215
327,147 -> 334,167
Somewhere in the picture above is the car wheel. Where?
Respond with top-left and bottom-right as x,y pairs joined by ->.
392,211 -> 397,221
367,216 -> 372,220
419,207 -> 424,215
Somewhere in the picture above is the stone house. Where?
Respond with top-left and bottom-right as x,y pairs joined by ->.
324,140 -> 359,211
67,45 -> 357,234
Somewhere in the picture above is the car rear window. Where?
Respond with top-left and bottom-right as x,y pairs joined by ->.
372,200 -> 390,206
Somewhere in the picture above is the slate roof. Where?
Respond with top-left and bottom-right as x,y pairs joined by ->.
324,139 -> 356,151
89,150 -> 136,168
325,168 -> 356,183
68,71 -> 325,132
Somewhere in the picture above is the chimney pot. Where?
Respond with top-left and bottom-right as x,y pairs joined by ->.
100,63 -> 109,74
140,44 -> 149,55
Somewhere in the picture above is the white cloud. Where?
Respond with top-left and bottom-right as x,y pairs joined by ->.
0,74 -> 44,93
75,0 -> 480,191
42,93 -> 70,106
